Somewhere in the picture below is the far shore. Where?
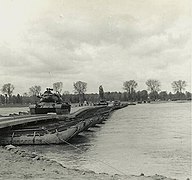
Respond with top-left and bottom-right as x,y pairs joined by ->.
0,100 -> 191,109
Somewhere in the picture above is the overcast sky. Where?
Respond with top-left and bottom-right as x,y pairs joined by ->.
0,0 -> 191,94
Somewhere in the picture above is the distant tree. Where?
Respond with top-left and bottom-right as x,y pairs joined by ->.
11,95 -> 17,104
0,94 -> 6,104
159,91 -> 168,101
4,94 -> 8,104
29,85 -> 41,96
23,92 -> 28,97
123,80 -> 138,93
63,91 -> 70,95
62,91 -> 71,102
121,92 -> 128,101
86,93 -> 98,103
1,83 -> 15,97
179,92 -> 186,100
73,81 -> 87,103
149,91 -> 159,101
53,82 -> 63,93
73,81 -> 87,95
146,79 -> 161,92
16,94 -> 23,104
185,91 -> 191,100
140,90 -> 148,101
171,80 -> 187,93
104,92 -> 111,101
105,91 -> 122,101
174,91 -> 186,100
123,80 -> 138,101
136,91 -> 141,101
99,85 -> 104,100
22,95 -> 32,104
1,83 -> 15,103
168,92 -> 173,100
131,91 -> 137,102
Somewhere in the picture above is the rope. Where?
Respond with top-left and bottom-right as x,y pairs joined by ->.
56,135 -> 128,176
39,111 -> 128,175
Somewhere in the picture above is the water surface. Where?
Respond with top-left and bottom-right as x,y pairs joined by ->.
0,102 -> 191,179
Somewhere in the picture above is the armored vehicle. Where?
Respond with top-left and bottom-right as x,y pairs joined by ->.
29,88 -> 71,115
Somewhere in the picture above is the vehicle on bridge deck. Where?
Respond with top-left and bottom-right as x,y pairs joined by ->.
29,88 -> 71,115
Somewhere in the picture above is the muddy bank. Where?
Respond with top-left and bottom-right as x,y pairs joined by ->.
0,145 -> 177,180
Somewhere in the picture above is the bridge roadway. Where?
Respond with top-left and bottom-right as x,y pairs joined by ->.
0,106 -> 105,129
0,115 -> 58,129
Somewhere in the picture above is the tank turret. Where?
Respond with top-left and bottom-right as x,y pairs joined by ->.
29,88 -> 71,115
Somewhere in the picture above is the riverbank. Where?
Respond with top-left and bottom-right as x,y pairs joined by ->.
0,145 -> 177,180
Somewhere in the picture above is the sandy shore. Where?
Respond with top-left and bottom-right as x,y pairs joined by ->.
0,145 -> 177,180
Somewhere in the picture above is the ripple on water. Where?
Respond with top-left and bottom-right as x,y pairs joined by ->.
2,102 -> 191,180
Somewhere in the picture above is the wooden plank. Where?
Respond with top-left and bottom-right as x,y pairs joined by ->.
0,115 -> 42,121
0,115 -> 57,129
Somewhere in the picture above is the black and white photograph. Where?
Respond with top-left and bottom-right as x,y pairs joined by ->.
0,0 -> 191,179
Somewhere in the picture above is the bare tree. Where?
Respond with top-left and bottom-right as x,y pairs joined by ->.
53,82 -> 63,93
123,80 -> 138,93
29,85 -> 41,96
172,80 -> 187,93
73,81 -> 87,103
123,80 -> 138,101
1,83 -> 15,97
146,79 -> 161,92
1,83 -> 15,103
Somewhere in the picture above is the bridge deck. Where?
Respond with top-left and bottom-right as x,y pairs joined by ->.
0,106 -> 110,129
0,115 -> 57,129
0,106 -> 84,129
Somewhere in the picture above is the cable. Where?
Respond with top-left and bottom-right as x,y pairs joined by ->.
57,135 -> 128,176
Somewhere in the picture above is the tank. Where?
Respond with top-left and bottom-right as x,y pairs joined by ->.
29,88 -> 71,115
93,100 -> 108,106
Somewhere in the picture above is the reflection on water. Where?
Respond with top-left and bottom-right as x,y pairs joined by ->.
1,102 -> 191,179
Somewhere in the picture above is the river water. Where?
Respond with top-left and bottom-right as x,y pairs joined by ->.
0,102 -> 191,179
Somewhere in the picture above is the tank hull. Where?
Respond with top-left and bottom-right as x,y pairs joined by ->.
30,107 -> 56,114
29,104 -> 71,115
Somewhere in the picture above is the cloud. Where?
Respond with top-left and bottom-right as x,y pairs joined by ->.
0,0 -> 191,94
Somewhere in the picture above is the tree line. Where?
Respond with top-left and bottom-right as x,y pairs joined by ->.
0,79 -> 191,105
